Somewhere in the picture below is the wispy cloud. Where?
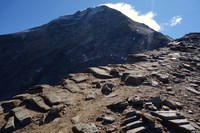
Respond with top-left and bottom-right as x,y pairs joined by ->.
102,3 -> 161,31
169,16 -> 183,26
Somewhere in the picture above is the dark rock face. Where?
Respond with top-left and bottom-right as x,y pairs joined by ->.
0,6 -> 170,100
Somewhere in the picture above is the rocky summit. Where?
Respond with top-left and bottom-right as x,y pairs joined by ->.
0,5 -> 170,100
0,33 -> 200,133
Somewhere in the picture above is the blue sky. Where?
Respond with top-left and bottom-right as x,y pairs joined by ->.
0,0 -> 199,38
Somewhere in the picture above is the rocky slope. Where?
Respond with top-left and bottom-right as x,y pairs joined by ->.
0,5 -> 170,100
0,33 -> 199,133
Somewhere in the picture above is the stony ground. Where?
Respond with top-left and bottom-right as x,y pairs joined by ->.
0,33 -> 200,133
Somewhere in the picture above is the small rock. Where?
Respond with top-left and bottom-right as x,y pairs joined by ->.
101,83 -> 114,95
121,73 -> 130,82
29,96 -> 51,111
1,99 -> 22,111
127,54 -> 148,63
156,74 -> 169,84
71,76 -> 87,83
4,116 -> 15,132
142,113 -> 155,123
44,104 -> 64,123
95,82 -> 101,89
188,110 -> 193,114
102,116 -> 115,125
86,67 -> 113,79
71,115 -> 80,124
166,87 -> 172,91
85,94 -> 96,100
163,105 -> 170,111
0,106 -> 3,115
125,74 -> 146,86
63,84 -> 80,93
127,97 -> 144,105
147,104 -> 158,111
186,87 -> 200,95
189,83 -> 199,88
27,84 -> 50,94
13,93 -> 30,101
42,93 -> 62,105
72,123 -> 99,133
150,97 -> 162,108
163,100 -> 177,110
110,69 -> 120,77
107,100 -> 129,111
105,93 -> 118,98
151,80 -> 159,87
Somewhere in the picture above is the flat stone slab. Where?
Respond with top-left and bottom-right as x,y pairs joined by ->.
64,84 -> 80,93
30,96 -> 51,111
151,111 -> 196,132
151,111 -> 185,120
186,87 -> 200,95
125,74 -> 146,85
4,116 -> 15,132
127,126 -> 146,133
71,76 -> 87,83
13,93 -> 31,101
43,93 -> 61,105
126,120 -> 143,130
12,107 -> 32,126
169,119 -> 190,125
86,67 -> 113,79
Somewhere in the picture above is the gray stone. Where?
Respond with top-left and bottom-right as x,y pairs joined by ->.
43,93 -> 61,105
4,116 -> 15,132
30,96 -> 51,111
86,67 -> 113,79
12,107 -> 32,126
72,123 -> 99,133
186,87 -> 200,95
64,84 -> 80,93
125,74 -> 146,85
102,116 -> 115,124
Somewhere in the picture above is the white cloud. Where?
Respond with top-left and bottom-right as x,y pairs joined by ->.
169,16 -> 182,26
102,3 -> 161,31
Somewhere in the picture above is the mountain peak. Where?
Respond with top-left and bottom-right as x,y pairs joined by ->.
0,5 -> 170,100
